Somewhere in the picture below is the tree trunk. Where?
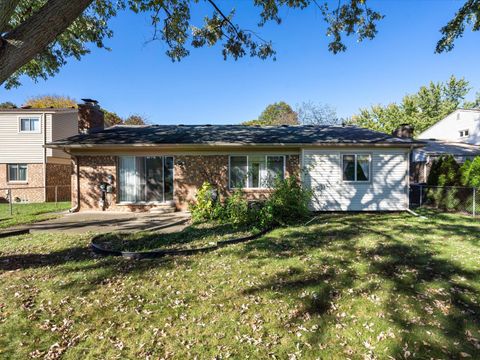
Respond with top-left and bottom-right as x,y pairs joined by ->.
0,0 -> 20,33
0,0 -> 93,86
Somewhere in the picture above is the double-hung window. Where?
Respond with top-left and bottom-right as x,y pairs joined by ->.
8,164 -> 27,182
459,129 -> 469,138
229,155 -> 285,189
342,154 -> 371,182
19,117 -> 40,133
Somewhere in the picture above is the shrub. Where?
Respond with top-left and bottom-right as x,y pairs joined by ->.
189,182 -> 222,222
223,189 -> 252,227
462,156 -> 480,188
427,155 -> 461,186
259,176 -> 312,229
460,159 -> 472,186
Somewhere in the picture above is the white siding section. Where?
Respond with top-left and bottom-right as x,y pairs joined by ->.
0,113 -> 45,163
303,148 -> 408,211
418,109 -> 480,145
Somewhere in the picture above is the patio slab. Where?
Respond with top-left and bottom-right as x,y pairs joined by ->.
28,211 -> 190,234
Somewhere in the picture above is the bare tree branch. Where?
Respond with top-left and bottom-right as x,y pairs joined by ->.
0,0 -> 93,85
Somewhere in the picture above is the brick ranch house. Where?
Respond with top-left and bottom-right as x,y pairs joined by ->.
45,111 -> 423,212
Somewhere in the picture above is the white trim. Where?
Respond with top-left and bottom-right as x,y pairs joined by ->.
340,153 -> 372,183
7,163 -> 28,183
17,115 -> 41,133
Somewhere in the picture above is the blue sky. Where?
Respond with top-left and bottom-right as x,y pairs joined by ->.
1,0 -> 479,124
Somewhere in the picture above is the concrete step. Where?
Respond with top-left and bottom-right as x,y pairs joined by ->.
149,205 -> 176,214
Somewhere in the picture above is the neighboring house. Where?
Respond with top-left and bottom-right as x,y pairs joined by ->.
411,140 -> 480,183
418,109 -> 480,145
46,118 -> 422,212
410,109 -> 480,183
0,100 -> 100,203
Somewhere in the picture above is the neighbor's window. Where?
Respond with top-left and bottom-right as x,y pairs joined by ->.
342,154 -> 371,182
459,129 -> 469,138
229,155 -> 285,188
19,117 -> 40,132
8,164 -> 27,182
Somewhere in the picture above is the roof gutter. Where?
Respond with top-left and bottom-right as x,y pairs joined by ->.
45,142 -> 425,150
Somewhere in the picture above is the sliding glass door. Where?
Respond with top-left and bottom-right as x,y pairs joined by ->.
118,156 -> 174,203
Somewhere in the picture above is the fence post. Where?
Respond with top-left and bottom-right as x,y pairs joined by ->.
419,185 -> 423,207
55,186 -> 58,207
7,189 -> 12,216
473,188 -> 476,218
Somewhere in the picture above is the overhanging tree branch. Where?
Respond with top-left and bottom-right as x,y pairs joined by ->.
0,0 -> 20,33
0,0 -> 93,85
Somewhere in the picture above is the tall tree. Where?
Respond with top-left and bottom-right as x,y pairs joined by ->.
296,101 -> 339,125
350,76 -> 477,134
24,95 -> 77,108
1,1 -> 477,89
243,101 -> 299,126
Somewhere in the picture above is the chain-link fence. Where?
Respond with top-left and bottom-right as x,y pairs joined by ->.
410,184 -> 479,217
0,185 -> 71,219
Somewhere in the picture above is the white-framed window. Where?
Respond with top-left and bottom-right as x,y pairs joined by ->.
342,154 -> 371,182
229,155 -> 285,189
19,117 -> 40,133
459,129 -> 469,138
7,164 -> 28,182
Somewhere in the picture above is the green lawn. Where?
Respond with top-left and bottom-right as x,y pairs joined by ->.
97,222 -> 257,252
0,202 -> 71,229
0,211 -> 479,359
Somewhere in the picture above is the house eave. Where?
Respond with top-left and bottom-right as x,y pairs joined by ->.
45,142 -> 422,151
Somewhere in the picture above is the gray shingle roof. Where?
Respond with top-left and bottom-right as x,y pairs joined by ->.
415,140 -> 480,156
47,124 -> 422,147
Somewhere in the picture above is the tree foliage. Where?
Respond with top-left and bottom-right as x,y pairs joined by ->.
350,76 -> 479,134
24,95 -> 77,108
427,155 -> 461,187
243,101 -> 299,126
0,101 -> 17,109
3,1 -> 479,88
123,114 -> 148,125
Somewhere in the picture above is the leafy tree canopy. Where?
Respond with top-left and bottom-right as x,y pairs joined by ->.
350,76 -> 480,135
243,101 -> 299,126
24,95 -> 77,108
1,1 -> 478,88
0,101 -> 17,109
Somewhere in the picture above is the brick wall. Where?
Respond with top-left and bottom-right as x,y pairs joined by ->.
45,163 -> 72,202
74,153 -> 301,212
76,155 -> 117,210
0,163 -> 45,203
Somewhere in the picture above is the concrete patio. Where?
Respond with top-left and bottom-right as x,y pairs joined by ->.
28,211 -> 190,234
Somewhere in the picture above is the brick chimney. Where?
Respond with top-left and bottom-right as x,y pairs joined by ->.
392,124 -> 414,138
78,99 -> 104,134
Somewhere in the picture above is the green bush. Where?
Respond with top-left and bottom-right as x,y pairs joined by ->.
427,155 -> 461,186
462,156 -> 480,188
460,159 -> 472,186
189,182 -> 222,222
190,177 -> 313,230
259,177 -> 312,229
223,189 -> 252,227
